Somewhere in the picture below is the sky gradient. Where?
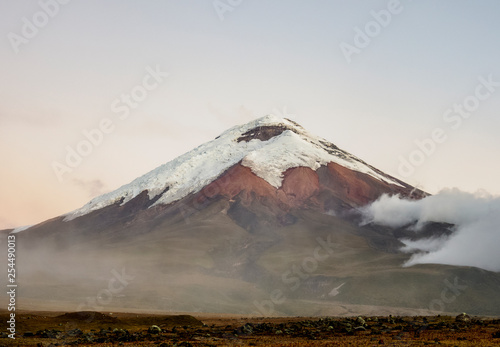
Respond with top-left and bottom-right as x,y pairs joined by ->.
1,0 -> 500,229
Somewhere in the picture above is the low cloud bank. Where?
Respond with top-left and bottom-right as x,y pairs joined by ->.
360,188 -> 500,272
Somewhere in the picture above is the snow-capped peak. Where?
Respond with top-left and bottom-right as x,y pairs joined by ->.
63,115 -> 402,221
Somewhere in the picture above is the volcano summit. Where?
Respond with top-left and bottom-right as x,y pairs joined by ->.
63,115 -> 423,223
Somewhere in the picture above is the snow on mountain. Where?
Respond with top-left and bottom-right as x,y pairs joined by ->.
10,225 -> 32,233
64,115 -> 402,221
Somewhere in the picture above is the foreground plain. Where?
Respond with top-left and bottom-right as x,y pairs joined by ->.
1,311 -> 500,346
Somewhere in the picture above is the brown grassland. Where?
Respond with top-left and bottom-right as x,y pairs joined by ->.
1,311 -> 500,346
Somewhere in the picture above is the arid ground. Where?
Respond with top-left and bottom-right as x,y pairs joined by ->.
1,311 -> 500,346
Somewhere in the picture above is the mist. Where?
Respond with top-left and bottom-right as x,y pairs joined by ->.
360,188 -> 500,272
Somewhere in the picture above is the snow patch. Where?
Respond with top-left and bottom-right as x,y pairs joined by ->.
11,225 -> 32,233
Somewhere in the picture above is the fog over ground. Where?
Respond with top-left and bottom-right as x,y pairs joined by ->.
361,188 -> 500,272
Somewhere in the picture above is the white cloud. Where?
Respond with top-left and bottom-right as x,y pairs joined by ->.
400,236 -> 449,253
361,188 -> 500,272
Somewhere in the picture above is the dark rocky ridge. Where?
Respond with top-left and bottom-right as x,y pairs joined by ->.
237,124 -> 299,142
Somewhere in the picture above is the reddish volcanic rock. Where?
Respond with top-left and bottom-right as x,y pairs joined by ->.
199,164 -> 277,203
187,161 -> 422,226
317,162 -> 423,208
319,162 -> 384,206
195,164 -> 322,212
278,166 -> 320,208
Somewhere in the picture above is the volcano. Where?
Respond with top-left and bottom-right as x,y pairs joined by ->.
3,115 -> 500,316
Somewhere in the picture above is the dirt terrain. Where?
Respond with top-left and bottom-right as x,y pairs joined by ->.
1,311 -> 500,346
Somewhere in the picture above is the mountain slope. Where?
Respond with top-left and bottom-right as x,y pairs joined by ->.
3,115 -> 500,316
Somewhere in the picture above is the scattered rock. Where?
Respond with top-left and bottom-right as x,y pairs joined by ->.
356,317 -> 366,326
36,329 -> 59,338
455,313 -> 470,323
234,323 -> 254,335
66,328 -> 83,337
148,325 -> 162,334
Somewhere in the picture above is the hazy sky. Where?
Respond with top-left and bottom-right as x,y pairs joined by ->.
1,0 -> 500,229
